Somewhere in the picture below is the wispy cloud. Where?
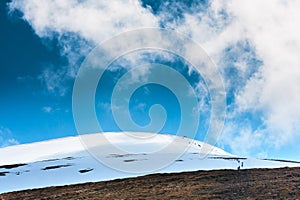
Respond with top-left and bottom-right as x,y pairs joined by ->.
38,67 -> 70,96
152,0 -> 300,155
0,126 -> 19,148
8,0 -> 158,96
42,106 -> 53,113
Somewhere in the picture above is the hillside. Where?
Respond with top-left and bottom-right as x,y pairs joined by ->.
1,167 -> 300,199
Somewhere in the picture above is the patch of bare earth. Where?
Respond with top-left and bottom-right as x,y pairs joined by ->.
1,167 -> 300,199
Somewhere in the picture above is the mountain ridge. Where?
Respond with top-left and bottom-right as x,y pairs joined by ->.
0,132 -> 299,193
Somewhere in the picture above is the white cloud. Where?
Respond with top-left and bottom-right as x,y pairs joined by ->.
157,0 -> 300,155
9,0 -> 158,43
226,0 -> 300,148
0,127 -> 19,148
9,0 -> 159,95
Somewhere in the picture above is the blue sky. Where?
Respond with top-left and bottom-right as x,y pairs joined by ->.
1,0 -> 300,161
0,0 -> 74,144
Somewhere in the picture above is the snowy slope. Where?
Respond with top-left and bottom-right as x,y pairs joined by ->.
0,132 -> 299,193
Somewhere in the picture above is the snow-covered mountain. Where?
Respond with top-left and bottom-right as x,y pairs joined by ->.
0,132 -> 299,194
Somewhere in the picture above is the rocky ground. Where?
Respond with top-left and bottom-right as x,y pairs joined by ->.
1,167 -> 300,199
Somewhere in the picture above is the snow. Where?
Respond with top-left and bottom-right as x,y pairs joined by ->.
0,132 -> 299,193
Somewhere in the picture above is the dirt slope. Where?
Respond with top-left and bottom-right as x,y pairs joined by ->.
1,167 -> 300,199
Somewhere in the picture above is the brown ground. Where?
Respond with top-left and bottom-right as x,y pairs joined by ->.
1,167 -> 300,200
